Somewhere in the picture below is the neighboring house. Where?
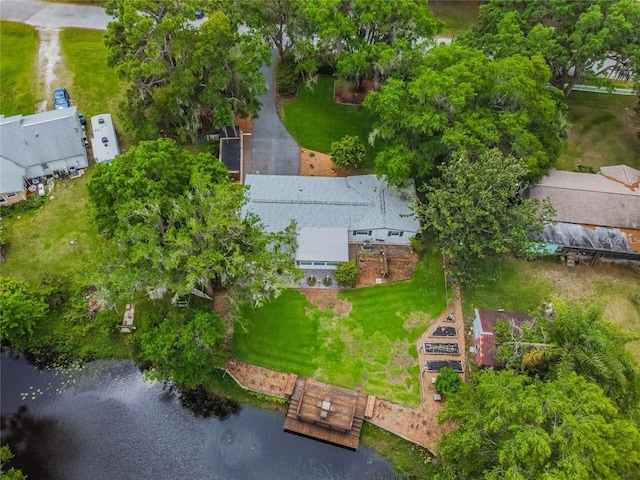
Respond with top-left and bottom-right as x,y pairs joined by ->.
526,167 -> 640,262
91,114 -> 120,164
1,107 -> 88,205
243,174 -> 420,269
219,125 -> 241,181
473,309 -> 534,369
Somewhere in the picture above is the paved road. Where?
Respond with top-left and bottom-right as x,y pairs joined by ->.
251,50 -> 300,175
0,0 -> 112,29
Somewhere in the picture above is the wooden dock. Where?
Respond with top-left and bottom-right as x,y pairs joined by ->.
284,378 -> 369,450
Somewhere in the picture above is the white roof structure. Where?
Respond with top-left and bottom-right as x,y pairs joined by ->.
296,227 -> 349,262
91,114 -> 120,163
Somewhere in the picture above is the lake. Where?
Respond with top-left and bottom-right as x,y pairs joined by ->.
1,351 -> 397,479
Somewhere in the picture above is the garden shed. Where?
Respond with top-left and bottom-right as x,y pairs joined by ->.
473,309 -> 534,368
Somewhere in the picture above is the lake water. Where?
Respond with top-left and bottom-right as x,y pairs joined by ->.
1,352 -> 397,479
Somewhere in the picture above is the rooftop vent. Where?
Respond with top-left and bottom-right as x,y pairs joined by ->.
102,137 -> 108,145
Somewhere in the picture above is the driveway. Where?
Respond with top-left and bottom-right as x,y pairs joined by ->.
0,0 -> 112,29
251,50 -> 300,176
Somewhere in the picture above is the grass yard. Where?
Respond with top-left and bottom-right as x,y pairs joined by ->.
557,91 -> 640,171
1,174 -> 108,285
463,257 -> 640,362
58,28 -> 131,148
233,248 -> 447,406
0,21 -> 40,116
280,76 -> 376,162
428,0 -> 481,37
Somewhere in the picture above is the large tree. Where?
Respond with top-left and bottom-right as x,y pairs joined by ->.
87,139 -> 298,307
302,0 -> 440,89
211,0 -> 307,63
463,0 -> 640,98
140,304 -> 226,388
104,0 -> 270,142
438,370 -> 640,480
496,299 -> 640,413
415,149 -> 554,284
364,44 -> 566,186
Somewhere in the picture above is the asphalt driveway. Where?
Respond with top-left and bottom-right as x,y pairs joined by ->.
0,0 -> 112,29
251,50 -> 300,176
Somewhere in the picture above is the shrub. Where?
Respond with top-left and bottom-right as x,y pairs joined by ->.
410,235 -> 426,254
335,260 -> 358,287
434,366 -> 462,396
330,135 -> 366,169
276,53 -> 299,97
322,275 -> 333,286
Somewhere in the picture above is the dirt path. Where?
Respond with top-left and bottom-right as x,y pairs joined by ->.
35,27 -> 62,112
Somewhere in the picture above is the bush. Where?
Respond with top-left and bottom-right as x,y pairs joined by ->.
330,135 -> 366,169
322,275 -> 333,286
335,260 -> 358,287
434,366 -> 462,396
410,235 -> 426,254
276,53 -> 299,97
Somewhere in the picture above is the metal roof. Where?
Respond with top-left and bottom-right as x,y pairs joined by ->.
243,174 -> 419,233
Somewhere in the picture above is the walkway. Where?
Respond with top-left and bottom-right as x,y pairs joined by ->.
225,288 -> 466,451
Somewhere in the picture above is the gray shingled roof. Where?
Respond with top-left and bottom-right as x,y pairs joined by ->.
526,168 -> 640,229
1,107 -> 86,193
243,174 -> 419,233
600,165 -> 640,187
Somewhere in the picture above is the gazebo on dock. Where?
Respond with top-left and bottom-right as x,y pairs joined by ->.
284,378 -> 373,450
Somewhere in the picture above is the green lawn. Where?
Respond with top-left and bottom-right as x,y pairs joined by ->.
557,91 -> 640,171
1,174 -> 108,285
58,28 -> 130,147
463,257 -> 640,362
0,21 -> 40,115
280,76 -> 376,161
428,0 -> 481,37
233,248 -> 447,405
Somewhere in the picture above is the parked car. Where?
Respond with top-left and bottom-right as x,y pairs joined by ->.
53,87 -> 70,109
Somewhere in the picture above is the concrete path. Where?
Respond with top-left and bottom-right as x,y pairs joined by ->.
250,50 -> 300,176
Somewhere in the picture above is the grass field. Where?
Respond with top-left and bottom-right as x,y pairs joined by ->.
0,174 -> 108,285
557,91 -> 640,171
428,0 -> 480,37
0,21 -> 40,116
463,257 -> 640,362
280,76 -> 376,161
59,28 -> 130,147
233,248 -> 447,405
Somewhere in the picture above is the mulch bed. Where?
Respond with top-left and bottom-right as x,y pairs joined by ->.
333,79 -> 376,105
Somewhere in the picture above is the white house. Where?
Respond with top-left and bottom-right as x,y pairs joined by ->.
90,114 -> 120,164
243,174 -> 420,269
0,107 -> 88,205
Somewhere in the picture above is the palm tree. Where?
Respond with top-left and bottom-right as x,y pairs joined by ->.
521,300 -> 639,412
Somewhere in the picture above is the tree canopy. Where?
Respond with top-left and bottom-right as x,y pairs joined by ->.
463,0 -> 640,98
87,139 -> 298,307
302,0 -> 440,89
330,134 -> 366,169
104,0 -> 269,142
364,44 -> 566,186
415,149 -> 555,284
496,299 -> 640,413
438,369 -> 640,480
140,304 -> 226,388
0,277 -> 48,347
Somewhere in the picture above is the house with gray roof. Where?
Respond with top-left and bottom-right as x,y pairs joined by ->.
526,167 -> 640,262
243,174 -> 420,269
1,107 -> 88,205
